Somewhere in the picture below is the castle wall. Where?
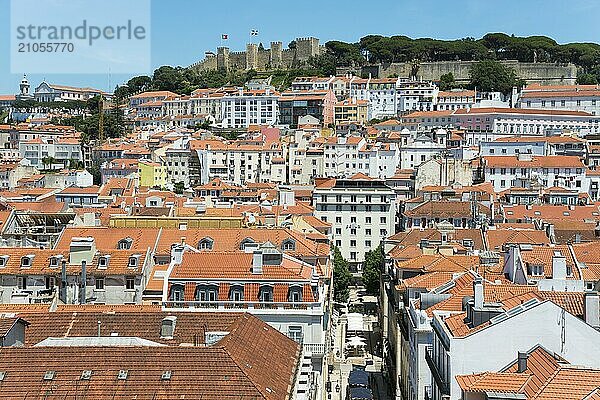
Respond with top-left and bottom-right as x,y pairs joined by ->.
374,60 -> 577,85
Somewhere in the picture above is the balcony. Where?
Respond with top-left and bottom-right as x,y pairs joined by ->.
425,345 -> 449,396
303,342 -> 326,356
162,300 -> 324,315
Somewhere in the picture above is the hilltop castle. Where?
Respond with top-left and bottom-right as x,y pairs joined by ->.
190,37 -> 324,72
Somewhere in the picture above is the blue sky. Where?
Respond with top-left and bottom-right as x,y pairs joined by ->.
1,0 -> 599,94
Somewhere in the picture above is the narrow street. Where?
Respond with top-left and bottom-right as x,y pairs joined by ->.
327,285 -> 392,400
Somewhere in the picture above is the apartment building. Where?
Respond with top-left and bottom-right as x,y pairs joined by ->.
435,90 -> 475,111
518,83 -> 600,115
334,98 -> 369,127
429,280 -> 600,400
396,80 -> 439,114
18,136 -> 82,168
279,90 -> 337,127
483,153 -> 587,193
454,107 -> 599,136
313,173 -> 396,268
219,88 -> 279,128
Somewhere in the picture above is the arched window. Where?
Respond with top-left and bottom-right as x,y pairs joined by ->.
239,237 -> 255,250
117,237 -> 133,250
197,237 -> 214,251
258,285 -> 273,302
229,284 -> 244,302
288,286 -> 303,303
281,238 -> 296,252
169,284 -> 184,302
195,284 -> 219,302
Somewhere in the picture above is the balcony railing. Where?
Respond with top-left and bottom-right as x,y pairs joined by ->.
162,300 -> 323,313
303,342 -> 326,356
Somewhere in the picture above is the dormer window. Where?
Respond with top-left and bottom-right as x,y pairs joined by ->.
21,255 -> 34,269
281,238 -> 296,252
49,256 -> 61,268
239,238 -> 256,250
128,255 -> 140,268
528,264 -> 544,276
197,237 -> 214,251
117,237 -> 133,250
0,256 -> 8,268
288,286 -> 303,303
229,285 -> 244,302
258,285 -> 273,302
98,256 -> 110,269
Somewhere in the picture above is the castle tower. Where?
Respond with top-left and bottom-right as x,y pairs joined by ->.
246,43 -> 258,70
295,37 -> 320,63
217,47 -> 230,71
270,41 -> 283,69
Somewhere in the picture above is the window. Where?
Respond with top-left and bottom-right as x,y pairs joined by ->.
288,286 -> 303,302
258,285 -> 273,302
17,276 -> 27,290
169,284 -> 184,302
335,217 -> 342,223
366,217 -> 371,224
350,252 -> 357,260
49,256 -> 60,268
380,217 -> 386,223
281,238 -> 296,251
288,326 -> 303,343
239,238 -> 255,250
117,238 -> 133,250
128,255 -> 140,268
229,285 -> 244,302
45,276 -> 55,290
365,240 -> 372,247
98,256 -> 109,269
125,276 -> 135,290
20,256 -> 32,268
350,240 -> 356,247
335,240 -> 341,247
197,237 -> 214,250
195,284 -> 218,302
0,256 -> 7,268
528,265 -> 544,276
95,277 -> 105,290
335,228 -> 342,235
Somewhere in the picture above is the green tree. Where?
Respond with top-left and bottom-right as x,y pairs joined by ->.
362,244 -> 384,296
173,181 -> 185,194
333,246 -> 352,303
439,72 -> 455,91
577,73 -> 598,85
469,60 -> 518,94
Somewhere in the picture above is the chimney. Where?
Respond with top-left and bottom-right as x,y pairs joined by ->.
60,259 -> 67,303
473,277 -> 484,309
170,244 -> 184,265
180,236 -> 186,246
517,352 -> 528,373
551,253 -> 567,280
252,250 -> 263,274
584,292 -> 600,329
80,260 -> 87,304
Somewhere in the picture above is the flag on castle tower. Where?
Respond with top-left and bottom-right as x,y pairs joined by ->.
221,34 -> 228,40
250,29 -> 259,36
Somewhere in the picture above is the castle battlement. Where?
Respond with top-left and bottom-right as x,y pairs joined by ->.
190,37 -> 323,73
